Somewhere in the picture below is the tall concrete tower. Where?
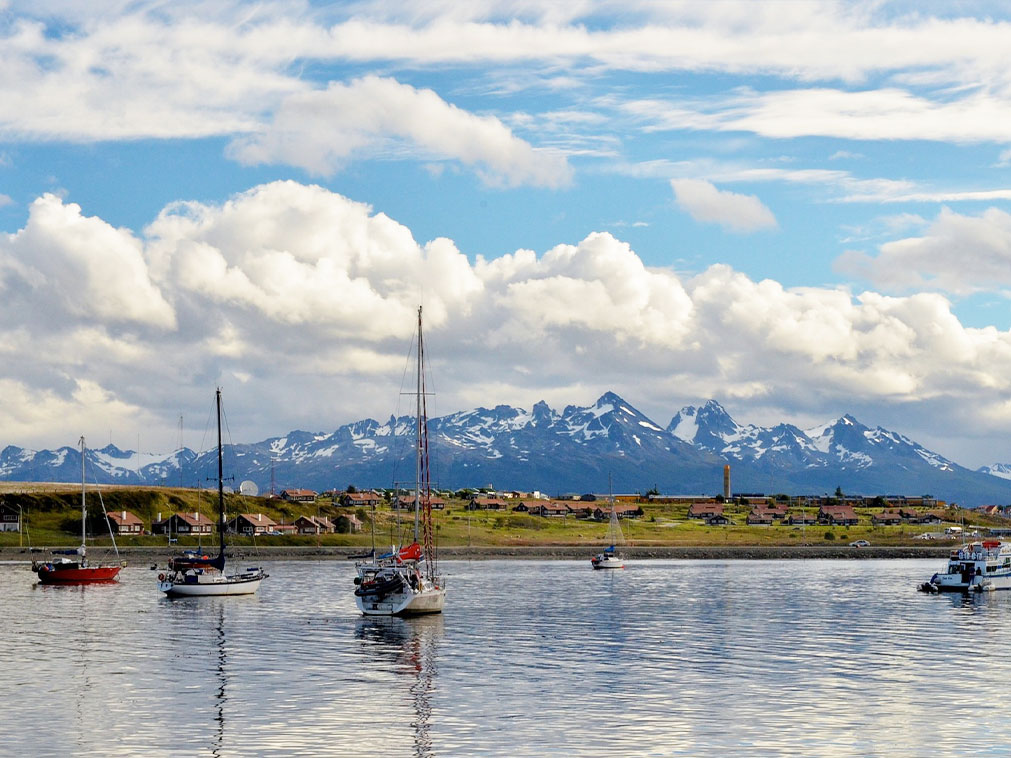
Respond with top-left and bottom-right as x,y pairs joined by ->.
723,464 -> 731,500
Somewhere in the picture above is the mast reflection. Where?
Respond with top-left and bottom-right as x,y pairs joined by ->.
354,615 -> 443,757
213,603 -> 227,758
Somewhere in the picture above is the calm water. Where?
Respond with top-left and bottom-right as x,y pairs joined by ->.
1,557 -> 1008,757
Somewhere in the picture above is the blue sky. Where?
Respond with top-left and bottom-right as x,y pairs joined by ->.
2,1 -> 1011,469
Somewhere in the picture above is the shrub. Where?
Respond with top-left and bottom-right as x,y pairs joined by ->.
824,531 -> 836,541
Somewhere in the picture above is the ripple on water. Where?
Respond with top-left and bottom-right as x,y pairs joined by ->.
2,557 -> 1010,756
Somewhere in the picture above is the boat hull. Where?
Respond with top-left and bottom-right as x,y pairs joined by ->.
591,553 -> 624,570
356,586 -> 446,616
36,565 -> 122,584
158,574 -> 265,597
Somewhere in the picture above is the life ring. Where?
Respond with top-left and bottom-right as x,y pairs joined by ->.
158,573 -> 166,582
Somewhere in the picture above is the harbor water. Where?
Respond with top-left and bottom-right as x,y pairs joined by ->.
1,557 -> 1008,757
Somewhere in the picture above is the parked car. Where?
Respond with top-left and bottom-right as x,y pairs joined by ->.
849,539 -> 870,548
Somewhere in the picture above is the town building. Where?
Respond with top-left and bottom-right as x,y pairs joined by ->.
107,510 -> 144,535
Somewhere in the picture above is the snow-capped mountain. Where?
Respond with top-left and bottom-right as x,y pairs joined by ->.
3,393 -> 1011,506
978,463 -> 1011,481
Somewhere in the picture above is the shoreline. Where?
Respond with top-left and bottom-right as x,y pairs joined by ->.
0,544 -> 954,561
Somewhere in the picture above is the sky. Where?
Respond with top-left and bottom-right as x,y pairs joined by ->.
2,0 -> 1011,468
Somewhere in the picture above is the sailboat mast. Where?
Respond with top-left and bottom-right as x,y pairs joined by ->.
414,306 -> 422,542
80,436 -> 87,553
216,388 -> 226,558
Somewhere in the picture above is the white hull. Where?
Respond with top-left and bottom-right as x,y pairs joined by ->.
922,541 -> 1011,593
159,573 -> 264,597
356,585 -> 446,616
592,558 -> 624,570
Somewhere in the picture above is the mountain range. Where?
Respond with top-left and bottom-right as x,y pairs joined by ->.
3,392 -> 1010,507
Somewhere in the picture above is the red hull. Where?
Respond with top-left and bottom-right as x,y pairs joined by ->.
36,565 -> 122,584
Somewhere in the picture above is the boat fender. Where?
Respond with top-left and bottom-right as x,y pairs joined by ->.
158,573 -> 166,582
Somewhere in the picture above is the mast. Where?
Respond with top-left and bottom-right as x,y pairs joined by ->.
216,388 -> 226,560
80,436 -> 87,555
414,306 -> 422,542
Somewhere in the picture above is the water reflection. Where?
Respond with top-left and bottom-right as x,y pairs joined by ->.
214,604 -> 227,758
355,616 -> 443,758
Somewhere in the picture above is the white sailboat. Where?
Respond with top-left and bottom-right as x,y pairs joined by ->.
591,489 -> 626,570
157,389 -> 268,597
354,306 -> 446,616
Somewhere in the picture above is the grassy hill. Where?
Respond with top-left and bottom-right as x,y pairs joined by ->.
4,483 -> 1010,550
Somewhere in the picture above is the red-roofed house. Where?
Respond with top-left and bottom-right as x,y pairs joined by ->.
107,510 -> 144,535
228,512 -> 278,535
295,515 -> 334,534
280,489 -> 317,503
153,511 -> 215,535
341,491 -> 382,508
1,502 -> 22,532
818,506 -> 859,526
467,497 -> 508,511
688,502 -> 723,519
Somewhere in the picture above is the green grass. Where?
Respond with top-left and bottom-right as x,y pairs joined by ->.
1,487 -> 1005,548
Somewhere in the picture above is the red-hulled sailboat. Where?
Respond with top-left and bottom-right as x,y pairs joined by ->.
33,436 -> 123,584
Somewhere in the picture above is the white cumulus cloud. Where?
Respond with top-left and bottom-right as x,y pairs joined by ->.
3,181 -> 1011,468
670,178 -> 777,233
835,206 -> 1011,295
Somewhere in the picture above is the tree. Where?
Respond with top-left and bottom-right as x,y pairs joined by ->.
335,515 -> 351,534
834,486 -> 844,498
346,484 -> 357,494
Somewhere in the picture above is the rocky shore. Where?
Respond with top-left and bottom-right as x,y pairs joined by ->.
0,544 -> 953,562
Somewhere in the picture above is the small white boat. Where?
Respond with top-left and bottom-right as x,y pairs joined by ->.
591,486 -> 626,570
591,546 -> 624,570
157,389 -> 267,598
919,539 -> 1011,593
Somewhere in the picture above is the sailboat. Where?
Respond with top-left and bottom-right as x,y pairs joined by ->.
353,306 -> 446,616
591,485 -> 625,570
157,389 -> 268,597
33,437 -> 124,583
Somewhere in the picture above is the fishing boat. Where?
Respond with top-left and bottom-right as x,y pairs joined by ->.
591,485 -> 625,570
353,306 -> 446,616
157,389 -> 267,597
33,437 -> 124,584
919,539 -> 1011,593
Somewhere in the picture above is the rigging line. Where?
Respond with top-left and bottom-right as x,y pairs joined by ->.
83,442 -> 120,558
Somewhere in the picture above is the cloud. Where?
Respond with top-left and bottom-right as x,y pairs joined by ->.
0,193 -> 176,328
227,76 -> 571,188
5,180 -> 1011,464
624,87 -> 1011,144
670,178 -> 777,232
5,4 -> 1011,148
835,206 -> 1011,295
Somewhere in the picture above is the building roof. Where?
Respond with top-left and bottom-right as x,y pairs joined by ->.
174,511 -> 214,526
235,512 -> 278,527
107,510 -> 144,526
